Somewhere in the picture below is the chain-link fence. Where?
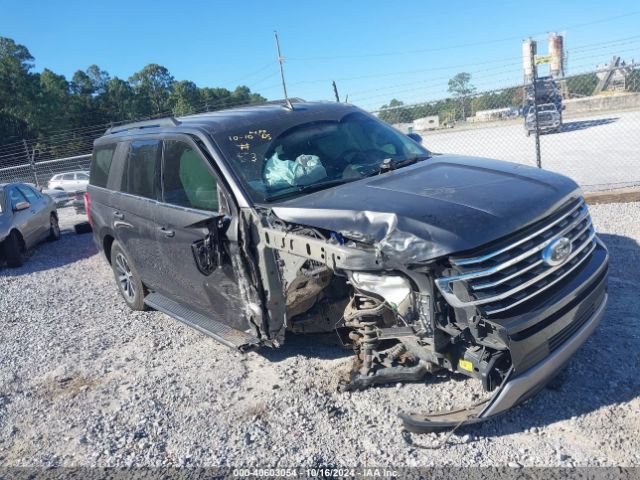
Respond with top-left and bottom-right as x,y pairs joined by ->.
0,123 -> 103,188
375,64 -> 640,192
1,65 -> 639,192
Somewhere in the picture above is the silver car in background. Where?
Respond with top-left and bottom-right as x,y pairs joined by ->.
47,171 -> 90,191
0,183 -> 60,268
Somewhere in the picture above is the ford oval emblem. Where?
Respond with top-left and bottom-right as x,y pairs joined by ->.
542,237 -> 572,266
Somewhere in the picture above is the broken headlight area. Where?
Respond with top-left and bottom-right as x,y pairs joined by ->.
264,221 -> 513,401
338,270 -> 513,395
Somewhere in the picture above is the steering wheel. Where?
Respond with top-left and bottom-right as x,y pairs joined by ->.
339,148 -> 388,165
323,148 -> 386,178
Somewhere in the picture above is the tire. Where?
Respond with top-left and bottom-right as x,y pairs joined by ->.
3,231 -> 25,268
48,213 -> 61,241
110,240 -> 147,311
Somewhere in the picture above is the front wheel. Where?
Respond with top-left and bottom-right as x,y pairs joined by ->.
48,214 -> 61,241
110,241 -> 147,311
3,231 -> 25,268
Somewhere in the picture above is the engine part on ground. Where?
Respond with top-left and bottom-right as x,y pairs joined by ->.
340,362 -> 429,392
74,221 -> 92,235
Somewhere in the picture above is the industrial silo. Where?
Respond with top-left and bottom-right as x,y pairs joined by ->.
522,38 -> 537,83
549,34 -> 564,78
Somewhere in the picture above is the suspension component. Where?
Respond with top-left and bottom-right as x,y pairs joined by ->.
359,321 -> 378,374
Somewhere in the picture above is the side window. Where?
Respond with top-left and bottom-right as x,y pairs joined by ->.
62,173 -> 75,180
8,187 -> 27,209
77,173 -> 89,180
17,186 -> 39,203
162,140 -> 219,211
121,140 -> 160,199
90,144 -> 117,188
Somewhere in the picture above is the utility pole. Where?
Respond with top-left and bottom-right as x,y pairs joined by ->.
529,42 -> 542,169
23,139 -> 39,187
274,31 -> 293,109
332,80 -> 340,102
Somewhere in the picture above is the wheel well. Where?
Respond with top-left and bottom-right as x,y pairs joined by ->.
103,235 -> 114,263
10,229 -> 26,252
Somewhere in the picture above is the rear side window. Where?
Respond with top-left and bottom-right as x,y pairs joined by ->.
121,140 -> 160,199
90,144 -> 117,188
162,140 -> 219,211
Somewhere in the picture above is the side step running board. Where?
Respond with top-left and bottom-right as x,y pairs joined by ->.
144,292 -> 262,352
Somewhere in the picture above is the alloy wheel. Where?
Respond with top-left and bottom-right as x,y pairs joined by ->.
115,253 -> 136,302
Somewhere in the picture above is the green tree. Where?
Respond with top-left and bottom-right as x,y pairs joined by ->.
447,72 -> 476,120
100,77 -> 138,120
170,80 -> 200,116
566,72 -> 598,97
36,69 -> 71,132
378,98 -> 412,124
0,36 -> 268,151
129,64 -> 175,115
0,37 -> 36,139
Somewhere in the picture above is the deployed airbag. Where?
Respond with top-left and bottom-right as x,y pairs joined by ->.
264,150 -> 327,188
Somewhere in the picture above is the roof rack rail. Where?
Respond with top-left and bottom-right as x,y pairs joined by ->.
105,117 -> 181,135
263,97 -> 305,105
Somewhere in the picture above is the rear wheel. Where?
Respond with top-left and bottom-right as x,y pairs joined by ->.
48,214 -> 61,241
110,241 -> 147,311
3,231 -> 25,268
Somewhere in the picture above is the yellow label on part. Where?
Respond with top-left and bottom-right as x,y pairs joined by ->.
459,359 -> 474,372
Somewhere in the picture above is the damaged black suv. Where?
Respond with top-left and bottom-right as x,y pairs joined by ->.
88,101 -> 608,431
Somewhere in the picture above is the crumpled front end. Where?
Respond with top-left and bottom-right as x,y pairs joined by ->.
256,194 -> 608,430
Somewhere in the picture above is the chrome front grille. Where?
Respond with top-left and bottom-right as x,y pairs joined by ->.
435,198 -> 597,316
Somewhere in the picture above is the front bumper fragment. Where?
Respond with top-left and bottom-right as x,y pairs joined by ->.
400,292 -> 608,433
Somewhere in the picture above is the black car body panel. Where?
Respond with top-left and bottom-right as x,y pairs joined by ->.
268,155 -> 580,263
87,101 -> 608,431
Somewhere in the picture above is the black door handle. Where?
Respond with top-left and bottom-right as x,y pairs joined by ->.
113,211 -> 124,220
159,227 -> 175,238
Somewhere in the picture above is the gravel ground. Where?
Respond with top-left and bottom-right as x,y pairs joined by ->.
0,203 -> 639,468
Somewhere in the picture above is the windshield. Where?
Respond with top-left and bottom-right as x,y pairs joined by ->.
213,110 -> 429,203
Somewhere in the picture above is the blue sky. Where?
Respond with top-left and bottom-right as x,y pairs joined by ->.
2,0 -> 639,110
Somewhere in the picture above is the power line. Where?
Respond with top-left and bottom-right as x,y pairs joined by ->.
358,58 -> 639,111
287,10 -> 640,61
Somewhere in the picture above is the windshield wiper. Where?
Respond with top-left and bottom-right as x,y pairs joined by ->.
366,154 -> 432,177
264,178 -> 357,202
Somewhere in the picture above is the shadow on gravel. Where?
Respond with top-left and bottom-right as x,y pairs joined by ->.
0,230 -> 97,276
465,232 -> 640,437
561,117 -> 618,133
257,332 -> 353,362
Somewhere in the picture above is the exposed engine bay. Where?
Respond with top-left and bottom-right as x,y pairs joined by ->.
259,217 -> 513,396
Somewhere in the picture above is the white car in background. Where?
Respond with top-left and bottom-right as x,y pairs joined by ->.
47,171 -> 90,191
